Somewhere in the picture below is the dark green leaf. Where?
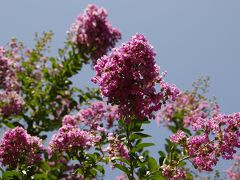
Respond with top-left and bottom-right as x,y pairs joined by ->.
114,164 -> 130,175
112,157 -> 130,165
132,143 -> 155,152
3,121 -> 15,128
95,165 -> 105,174
34,173 -> 48,179
148,157 -> 158,172
158,151 -> 166,158
2,170 -> 21,179
130,133 -> 152,141
150,172 -> 165,180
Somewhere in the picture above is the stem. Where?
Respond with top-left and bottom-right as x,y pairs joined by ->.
18,165 -> 25,180
177,139 -> 216,165
146,167 -> 161,178
126,124 -> 134,180
77,150 -> 86,179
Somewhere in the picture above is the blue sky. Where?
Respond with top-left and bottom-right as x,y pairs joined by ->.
1,0 -> 240,179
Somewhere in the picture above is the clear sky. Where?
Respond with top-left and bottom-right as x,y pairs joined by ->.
1,0 -> 240,179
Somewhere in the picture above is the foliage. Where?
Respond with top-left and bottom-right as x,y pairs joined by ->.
0,4 -> 239,180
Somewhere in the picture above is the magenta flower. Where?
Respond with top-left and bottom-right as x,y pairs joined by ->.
0,127 -> 43,167
92,34 -> 179,120
48,124 -> 101,155
77,101 -> 119,130
162,165 -> 186,180
104,133 -> 129,159
115,174 -> 128,180
226,155 -> 240,180
169,130 -> 186,144
70,4 -> 121,64
169,112 -> 240,172
186,134 -> 219,171
0,91 -> 25,117
0,45 -> 24,117
62,114 -> 78,126
0,46 -> 19,91
213,113 -> 240,160
157,91 -> 219,129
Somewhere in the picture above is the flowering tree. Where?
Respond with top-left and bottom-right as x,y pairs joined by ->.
0,4 -> 239,180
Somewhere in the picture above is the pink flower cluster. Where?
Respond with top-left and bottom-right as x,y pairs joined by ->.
209,113 -> 240,160
49,101 -> 120,155
62,114 -> 78,126
187,134 -> 218,171
0,127 -> 43,167
157,92 -> 219,130
226,155 -> 240,180
51,95 -> 72,119
0,45 -> 24,117
104,133 -> 129,160
48,122 -> 101,155
70,4 -> 121,64
115,174 -> 128,180
92,34 -> 179,120
78,101 -> 119,130
169,113 -> 240,171
0,46 -> 19,91
162,165 -> 186,180
169,130 -> 186,143
48,157 -> 84,179
0,91 -> 25,117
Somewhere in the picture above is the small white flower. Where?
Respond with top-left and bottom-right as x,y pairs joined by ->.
146,171 -> 150,176
139,156 -> 144,162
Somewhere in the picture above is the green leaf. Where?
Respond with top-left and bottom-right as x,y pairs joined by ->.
178,161 -> 187,167
141,118 -> 151,124
95,165 -> 105,174
130,133 -> 152,141
148,157 -> 158,172
114,164 -> 130,175
150,173 -> 165,180
132,143 -> 155,152
34,173 -> 48,179
159,157 -> 166,166
2,170 -> 21,179
3,121 -> 15,128
168,125 -> 177,133
158,150 -> 166,166
158,151 -> 166,158
89,169 -> 97,177
112,157 -> 130,165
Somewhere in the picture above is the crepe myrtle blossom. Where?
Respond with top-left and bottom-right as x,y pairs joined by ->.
162,165 -> 187,180
49,102 -> 119,156
0,48 -> 19,91
170,132 -> 219,171
48,157 -> 84,179
104,133 -> 129,160
0,45 -> 24,117
62,114 -> 78,126
226,154 -> 240,180
169,112 -> 240,171
156,91 -> 220,129
70,4 -> 121,64
92,34 -> 179,120
209,113 -> 240,160
0,91 -> 25,117
115,174 -> 128,180
77,101 -> 119,130
169,130 -> 187,144
0,127 -> 43,168
48,124 -> 101,156
187,134 -> 218,171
